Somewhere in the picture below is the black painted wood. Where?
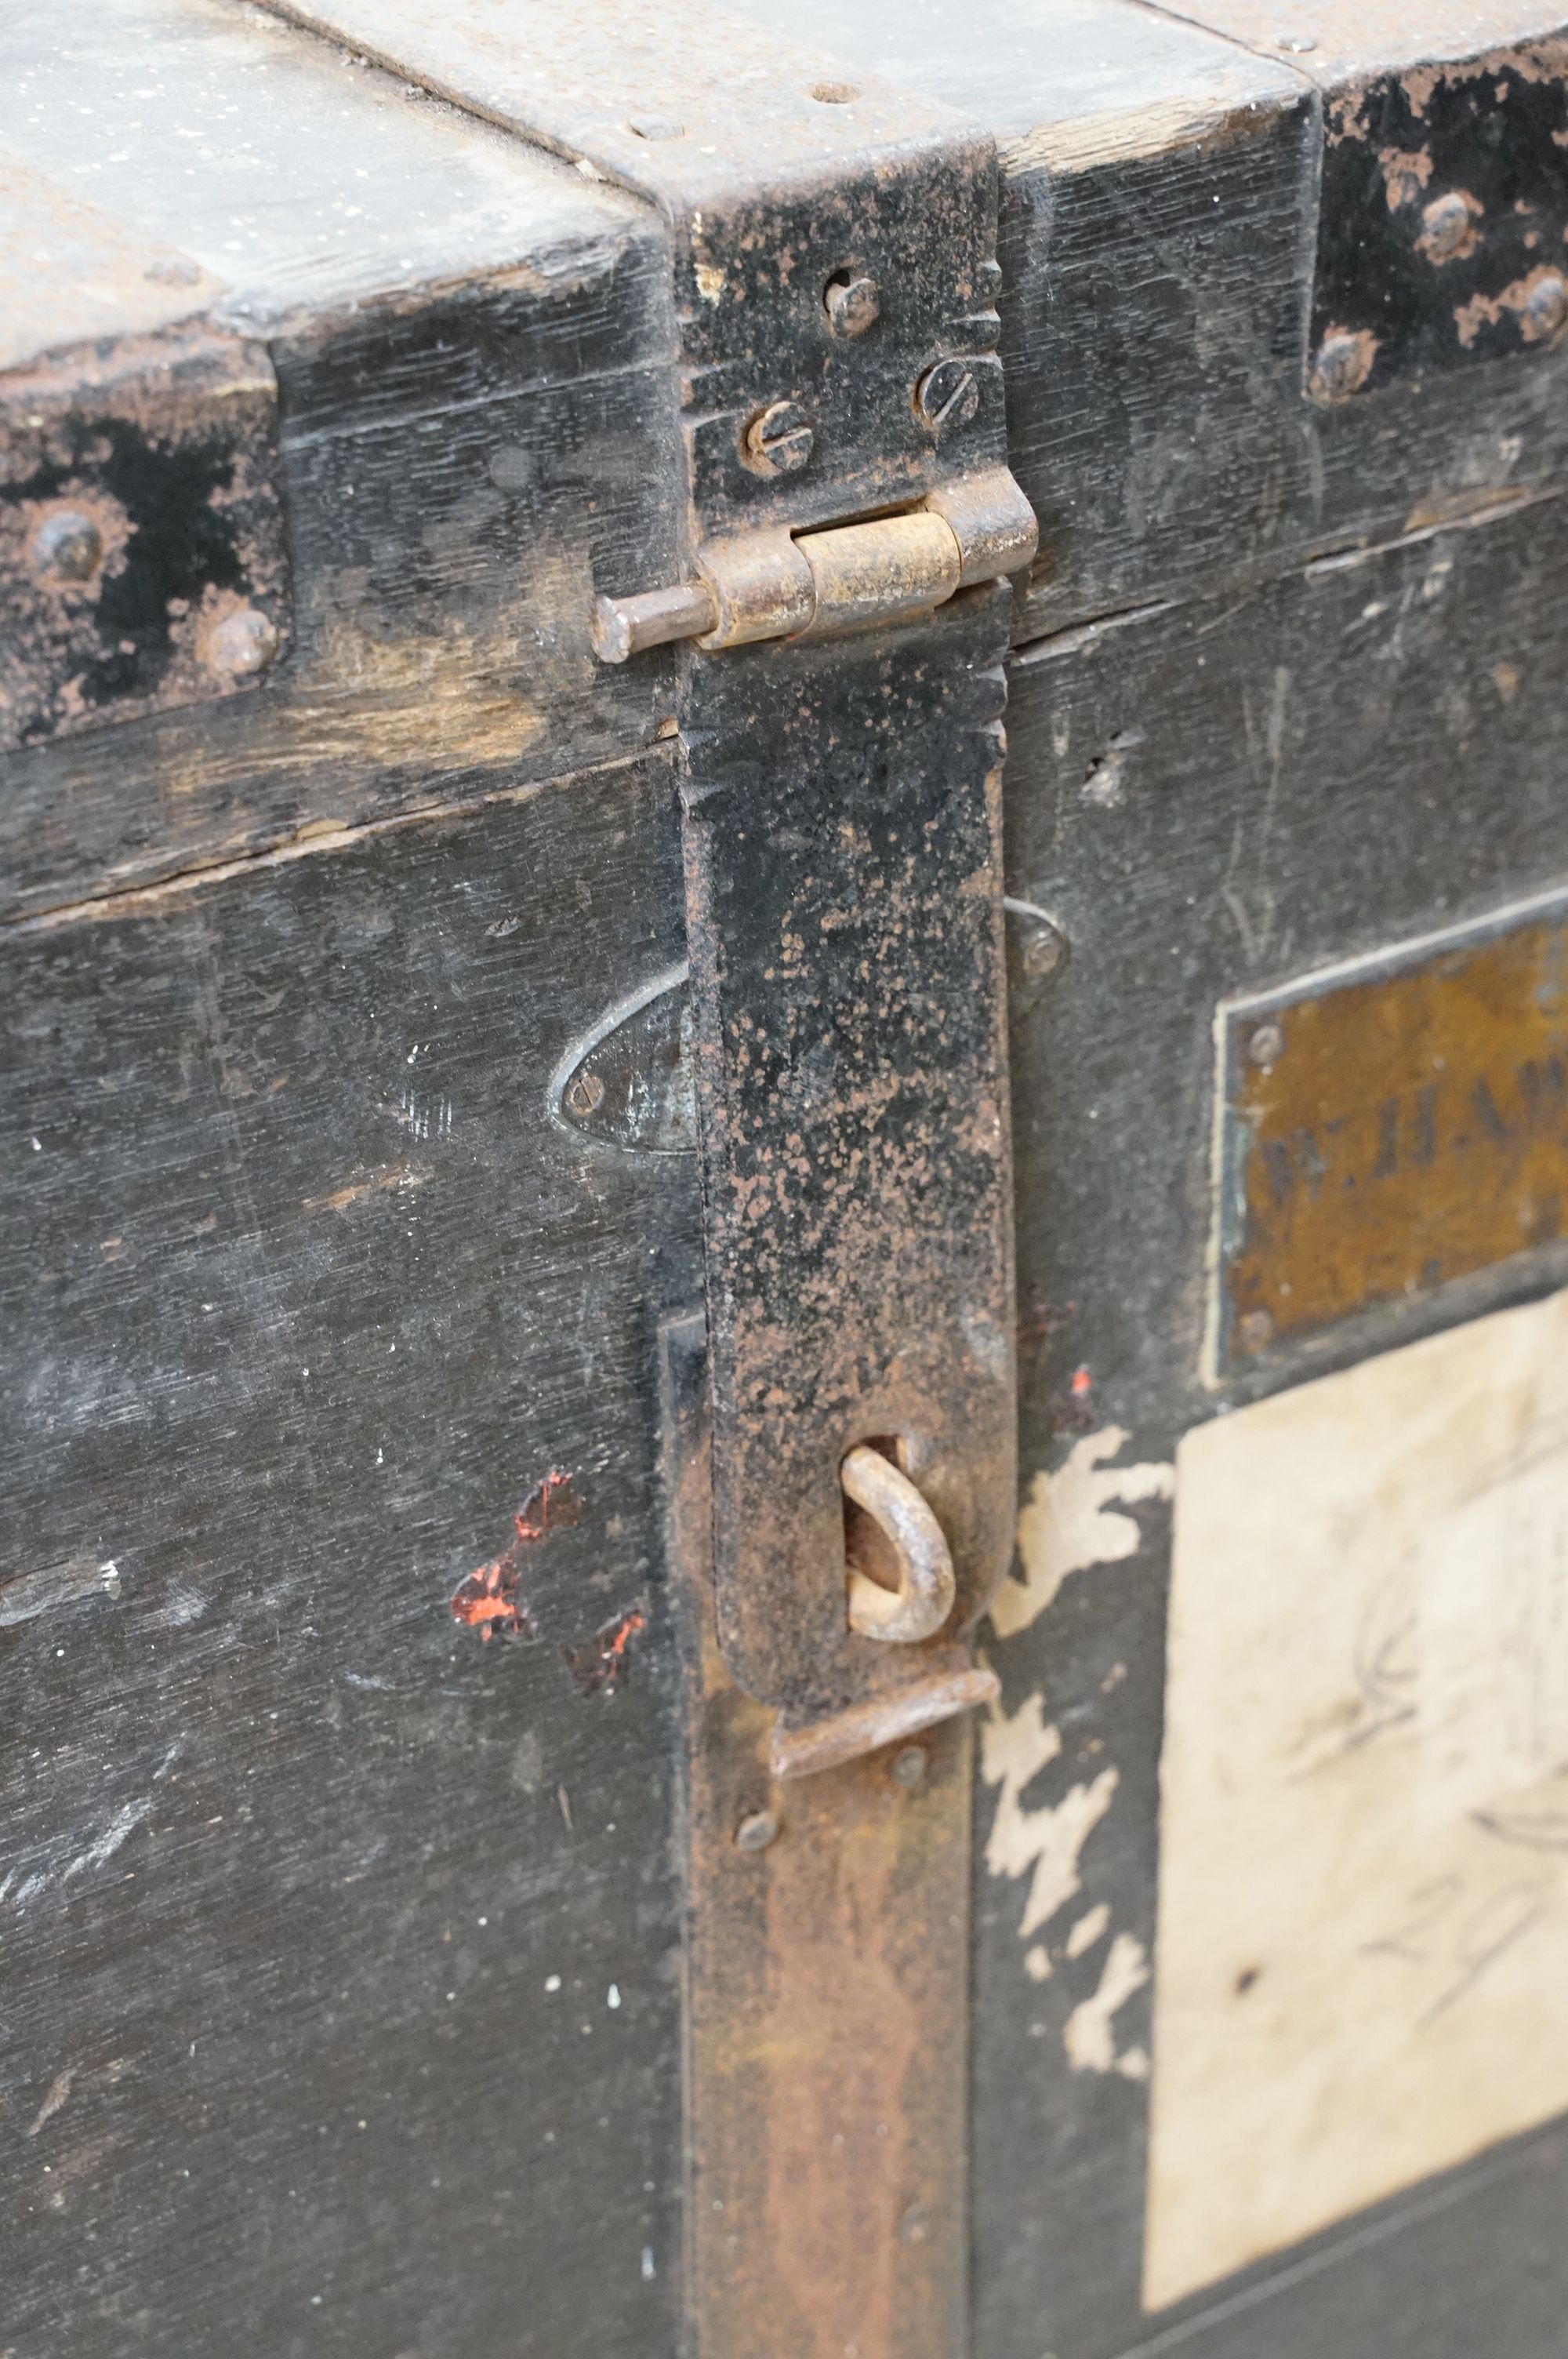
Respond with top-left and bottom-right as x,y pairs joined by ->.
980,490 -> 1568,2359
0,765 -> 701,2357
5,4 -> 1568,2356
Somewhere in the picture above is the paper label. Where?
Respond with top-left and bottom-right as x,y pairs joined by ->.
1146,1288 -> 1568,2310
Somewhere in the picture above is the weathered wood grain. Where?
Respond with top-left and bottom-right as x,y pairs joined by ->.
0,754 -> 702,2357
0,0 -> 682,916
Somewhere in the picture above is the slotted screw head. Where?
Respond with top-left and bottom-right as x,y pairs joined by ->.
31,508 -> 102,580
742,400 -> 814,477
566,1070 -> 606,1118
824,272 -> 880,339
915,359 -> 979,434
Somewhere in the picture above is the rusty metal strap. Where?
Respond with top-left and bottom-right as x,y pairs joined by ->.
250,0 -> 1026,1765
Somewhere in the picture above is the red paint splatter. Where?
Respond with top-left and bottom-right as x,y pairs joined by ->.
564,1605 -> 647,1696
448,1470 -> 581,1642
1070,1365 -> 1093,1398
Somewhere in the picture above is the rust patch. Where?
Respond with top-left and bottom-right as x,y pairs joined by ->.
564,1604 -> 647,1694
664,1314 -> 971,2359
0,325 -> 289,750
1214,895 -> 1568,1369
1454,260 -> 1568,346
448,1470 -> 580,1642
1380,144 -> 1434,208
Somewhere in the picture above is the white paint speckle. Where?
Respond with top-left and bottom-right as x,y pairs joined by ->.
991,1427 -> 1174,1639
980,1691 -> 1117,1939
641,2246 -> 655,2281
545,1975 -> 561,1993
607,1983 -> 621,2010
1064,1932 -> 1151,2077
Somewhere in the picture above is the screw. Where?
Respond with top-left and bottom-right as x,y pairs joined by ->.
1248,1020 -> 1285,1068
824,271 -> 880,339
1019,915 -> 1067,983
1239,1308 -> 1276,1353
1420,191 -> 1475,264
891,1746 -> 927,1789
915,359 -> 980,435
206,605 -> 279,679
1524,272 -> 1568,341
742,399 -> 814,477
565,1070 -> 606,1118
30,509 -> 102,581
735,1809 -> 779,1854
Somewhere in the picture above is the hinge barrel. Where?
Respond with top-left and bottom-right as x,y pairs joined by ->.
591,467 -> 1037,661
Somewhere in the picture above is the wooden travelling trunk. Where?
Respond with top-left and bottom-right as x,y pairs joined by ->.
4,4 -> 1568,2354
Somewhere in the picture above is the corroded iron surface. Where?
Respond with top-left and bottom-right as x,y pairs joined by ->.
0,326 -> 289,751
682,593 -> 1017,1722
665,1315 -> 972,2359
1215,889 -> 1568,1370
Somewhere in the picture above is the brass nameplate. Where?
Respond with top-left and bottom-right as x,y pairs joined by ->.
1214,893 -> 1568,1370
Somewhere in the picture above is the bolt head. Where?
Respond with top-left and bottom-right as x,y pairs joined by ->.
735,1809 -> 779,1854
1525,272 -> 1568,341
1248,1020 -> 1285,1069
824,272 -> 880,339
742,399 -> 814,478
1312,330 -> 1370,402
1020,916 -> 1067,983
915,359 -> 980,434
1239,1308 -> 1276,1353
891,1746 -> 927,1789
31,508 -> 102,581
206,605 -> 279,680
566,1070 -> 606,1118
1421,191 -> 1476,264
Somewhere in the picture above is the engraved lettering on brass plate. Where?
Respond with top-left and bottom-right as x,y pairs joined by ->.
1213,892 -> 1568,1371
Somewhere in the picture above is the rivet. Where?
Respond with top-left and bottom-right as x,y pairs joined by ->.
1248,1020 -> 1285,1068
735,1809 -> 779,1853
1525,272 -> 1568,340
891,1746 -> 927,1789
824,271 -> 880,339
30,509 -> 102,581
742,399 -> 814,477
566,1070 -> 606,1118
1239,1308 -> 1276,1353
206,605 -> 279,679
914,359 -> 980,435
1420,191 -> 1475,264
1312,330 -> 1369,401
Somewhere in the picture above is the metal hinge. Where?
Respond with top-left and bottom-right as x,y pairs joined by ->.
591,468 -> 1036,659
